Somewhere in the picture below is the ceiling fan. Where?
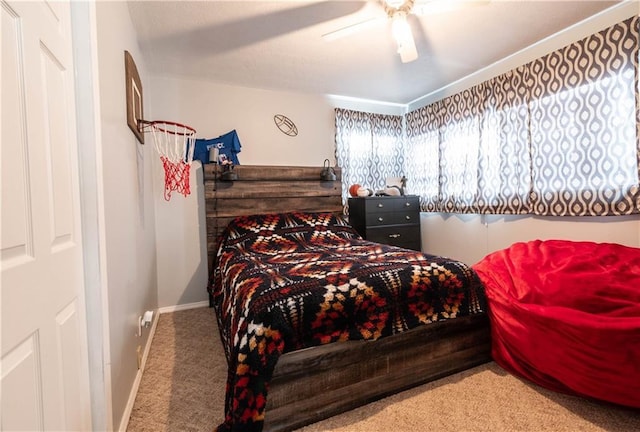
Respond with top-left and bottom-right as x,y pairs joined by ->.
322,0 -> 489,63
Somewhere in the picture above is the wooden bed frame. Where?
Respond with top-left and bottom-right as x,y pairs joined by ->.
203,164 -> 491,431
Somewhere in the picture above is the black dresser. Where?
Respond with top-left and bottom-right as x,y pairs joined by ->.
348,195 -> 421,251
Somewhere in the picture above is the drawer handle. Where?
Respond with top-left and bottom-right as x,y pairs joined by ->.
377,203 -> 384,208
378,217 -> 384,222
405,215 -> 411,220
389,234 -> 401,239
405,202 -> 411,207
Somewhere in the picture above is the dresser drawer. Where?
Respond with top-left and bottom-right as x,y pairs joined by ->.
365,210 -> 419,226
364,196 -> 419,213
366,225 -> 421,251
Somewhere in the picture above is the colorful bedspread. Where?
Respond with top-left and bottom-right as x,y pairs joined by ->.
210,212 -> 486,432
473,240 -> 640,409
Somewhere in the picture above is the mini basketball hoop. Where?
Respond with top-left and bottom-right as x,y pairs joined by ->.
140,120 -> 196,201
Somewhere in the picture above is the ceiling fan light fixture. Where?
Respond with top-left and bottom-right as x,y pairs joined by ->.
391,12 -> 417,63
391,12 -> 410,45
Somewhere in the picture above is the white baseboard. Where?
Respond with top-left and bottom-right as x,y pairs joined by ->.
118,311 -> 159,432
158,300 -> 209,314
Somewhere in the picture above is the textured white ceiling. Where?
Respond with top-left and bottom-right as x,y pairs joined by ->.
127,0 -> 622,105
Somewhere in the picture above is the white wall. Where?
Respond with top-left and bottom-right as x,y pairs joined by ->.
149,76 -> 340,166
95,2 -> 158,429
147,77 -> 389,307
422,214 -> 640,266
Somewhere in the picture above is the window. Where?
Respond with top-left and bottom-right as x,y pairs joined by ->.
529,45 -> 639,215
335,109 -> 404,204
405,75 -> 531,214
403,16 -> 640,216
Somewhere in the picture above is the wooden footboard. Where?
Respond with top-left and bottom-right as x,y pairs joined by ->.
265,313 -> 491,431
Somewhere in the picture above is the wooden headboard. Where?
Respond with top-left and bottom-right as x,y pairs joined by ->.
203,164 -> 343,275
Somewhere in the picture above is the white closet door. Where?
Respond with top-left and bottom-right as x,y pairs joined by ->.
1,0 -> 91,430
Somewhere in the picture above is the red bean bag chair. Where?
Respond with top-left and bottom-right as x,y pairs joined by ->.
473,240 -> 640,408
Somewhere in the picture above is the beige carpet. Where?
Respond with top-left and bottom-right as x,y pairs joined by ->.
127,307 -> 640,432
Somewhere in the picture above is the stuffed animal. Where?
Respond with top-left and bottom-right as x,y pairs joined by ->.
357,187 -> 373,197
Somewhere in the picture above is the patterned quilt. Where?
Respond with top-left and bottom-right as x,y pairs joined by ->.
210,211 -> 486,432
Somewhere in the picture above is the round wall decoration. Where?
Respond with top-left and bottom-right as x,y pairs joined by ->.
274,114 -> 298,137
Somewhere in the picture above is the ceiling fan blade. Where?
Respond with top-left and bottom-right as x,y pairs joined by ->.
322,16 -> 384,41
413,0 -> 490,16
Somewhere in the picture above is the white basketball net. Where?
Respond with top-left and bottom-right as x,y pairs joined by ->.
147,121 -> 196,201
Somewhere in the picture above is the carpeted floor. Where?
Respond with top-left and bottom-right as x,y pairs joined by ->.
126,307 -> 640,432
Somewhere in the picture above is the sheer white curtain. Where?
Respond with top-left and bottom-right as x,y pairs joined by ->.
335,109 -> 405,205
405,74 -> 531,214
528,17 -> 640,215
405,103 -> 441,211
